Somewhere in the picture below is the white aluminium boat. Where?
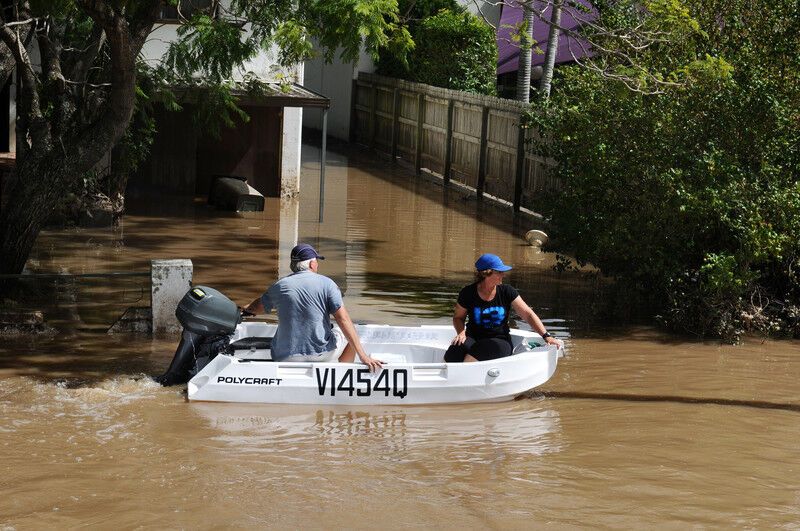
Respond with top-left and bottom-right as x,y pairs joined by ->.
155,286 -> 563,405
187,323 -> 562,405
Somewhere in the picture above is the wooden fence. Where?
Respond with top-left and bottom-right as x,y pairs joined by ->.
350,73 -> 559,212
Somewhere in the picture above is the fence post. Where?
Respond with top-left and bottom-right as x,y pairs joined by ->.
443,99 -> 454,184
349,79 -> 358,144
390,87 -> 400,161
369,83 -> 378,149
415,92 -> 425,175
476,106 -> 490,199
151,259 -> 193,334
513,120 -> 526,212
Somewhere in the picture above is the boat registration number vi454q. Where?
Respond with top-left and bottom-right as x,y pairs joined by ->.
315,367 -> 408,398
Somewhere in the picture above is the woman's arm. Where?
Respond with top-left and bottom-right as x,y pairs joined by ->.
511,296 -> 562,347
451,303 -> 468,345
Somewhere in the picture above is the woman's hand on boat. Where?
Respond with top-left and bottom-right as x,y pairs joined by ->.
545,336 -> 563,348
359,353 -> 384,372
451,331 -> 467,345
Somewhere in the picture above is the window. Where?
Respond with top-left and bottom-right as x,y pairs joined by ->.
158,0 -> 217,22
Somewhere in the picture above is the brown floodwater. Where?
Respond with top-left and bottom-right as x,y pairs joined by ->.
1,145 -> 799,528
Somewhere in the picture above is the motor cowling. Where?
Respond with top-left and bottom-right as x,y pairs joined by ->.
176,286 -> 240,335
155,286 -> 241,386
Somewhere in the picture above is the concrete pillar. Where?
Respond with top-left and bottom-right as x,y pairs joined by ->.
278,198 -> 299,278
281,62 -> 304,197
281,106 -> 303,197
151,259 -> 193,334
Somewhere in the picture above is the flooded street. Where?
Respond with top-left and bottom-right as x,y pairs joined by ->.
2,146 -> 800,528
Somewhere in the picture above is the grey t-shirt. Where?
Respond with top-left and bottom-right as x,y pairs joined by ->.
261,271 -> 343,360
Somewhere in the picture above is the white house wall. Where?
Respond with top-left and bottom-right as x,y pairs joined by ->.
302,47 -> 375,141
464,0 -> 502,27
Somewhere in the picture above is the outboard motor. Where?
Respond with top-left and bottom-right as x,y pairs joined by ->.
155,286 -> 241,386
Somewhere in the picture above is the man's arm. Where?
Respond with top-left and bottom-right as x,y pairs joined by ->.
332,305 -> 383,371
244,297 -> 265,315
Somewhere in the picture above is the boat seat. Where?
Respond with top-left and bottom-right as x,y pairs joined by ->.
368,352 -> 408,363
230,337 -> 272,350
363,343 -> 446,363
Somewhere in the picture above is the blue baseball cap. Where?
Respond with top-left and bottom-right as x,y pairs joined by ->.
475,253 -> 512,272
291,243 -> 325,261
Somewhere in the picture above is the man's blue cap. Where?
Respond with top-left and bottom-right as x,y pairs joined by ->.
291,243 -> 325,261
475,253 -> 512,272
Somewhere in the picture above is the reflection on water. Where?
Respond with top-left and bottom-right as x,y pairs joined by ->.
191,402 -> 561,460
18,145 -> 605,332
1,145 -> 800,527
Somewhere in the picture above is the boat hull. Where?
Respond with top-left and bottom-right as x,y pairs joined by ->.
187,325 -> 561,405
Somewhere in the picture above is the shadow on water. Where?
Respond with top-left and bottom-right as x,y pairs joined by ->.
0,333 -> 166,385
532,390 -> 800,413
303,140 -> 544,238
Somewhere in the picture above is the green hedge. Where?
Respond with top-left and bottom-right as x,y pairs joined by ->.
377,9 -> 497,96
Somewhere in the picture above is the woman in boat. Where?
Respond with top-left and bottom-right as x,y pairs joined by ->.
445,253 -> 562,363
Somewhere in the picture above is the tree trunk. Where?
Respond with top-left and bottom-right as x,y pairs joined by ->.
0,2 -> 160,275
0,25 -> 31,91
0,116 -> 129,274
515,3 -> 536,103
540,0 -> 564,99
0,154 -> 66,274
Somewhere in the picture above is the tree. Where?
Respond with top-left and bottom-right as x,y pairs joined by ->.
0,0 -> 159,277
485,0 -> 702,99
514,2 -> 535,102
528,0 -> 800,340
0,0 -> 411,275
509,0 -> 562,102
538,0 -> 563,98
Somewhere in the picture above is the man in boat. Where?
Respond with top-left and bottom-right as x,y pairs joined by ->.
244,243 -> 383,371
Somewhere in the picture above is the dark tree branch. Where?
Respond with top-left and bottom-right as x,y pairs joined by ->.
37,20 -> 74,146
0,7 -> 48,154
69,0 -> 161,172
66,23 -> 106,89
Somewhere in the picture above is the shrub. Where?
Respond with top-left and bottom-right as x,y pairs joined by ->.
375,0 -> 460,79
410,10 -> 497,95
377,9 -> 497,96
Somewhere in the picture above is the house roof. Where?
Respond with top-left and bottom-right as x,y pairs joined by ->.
497,1 -> 595,75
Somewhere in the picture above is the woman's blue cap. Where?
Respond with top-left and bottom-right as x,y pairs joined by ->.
475,253 -> 512,271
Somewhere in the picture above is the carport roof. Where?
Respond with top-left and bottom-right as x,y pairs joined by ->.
171,82 -> 330,109
234,82 -> 330,109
